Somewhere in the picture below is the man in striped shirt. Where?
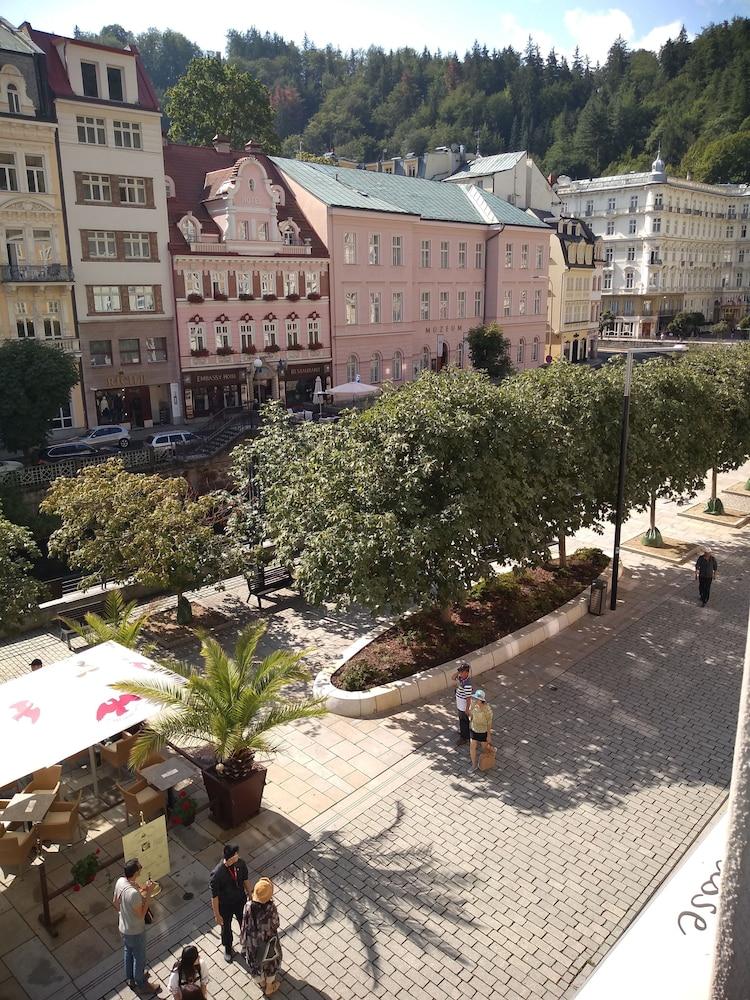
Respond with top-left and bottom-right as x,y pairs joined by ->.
451,661 -> 473,745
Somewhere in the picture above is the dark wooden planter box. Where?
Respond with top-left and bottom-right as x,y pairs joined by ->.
202,765 -> 267,829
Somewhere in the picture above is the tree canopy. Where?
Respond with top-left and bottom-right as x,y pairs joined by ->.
164,56 -> 280,152
466,323 -> 514,380
230,371 -> 549,615
0,340 -> 80,456
0,506 -> 41,632
41,461 -> 231,609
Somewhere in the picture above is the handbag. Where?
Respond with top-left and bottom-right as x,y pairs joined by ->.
255,935 -> 282,968
479,744 -> 496,771
176,963 -> 203,1000
144,907 -> 154,925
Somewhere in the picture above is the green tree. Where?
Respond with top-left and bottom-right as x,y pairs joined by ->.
0,506 -> 41,632
686,131 -> 750,184
466,323 -> 514,380
230,371 -> 549,617
0,340 -> 79,456
135,28 -> 201,95
681,346 -> 750,513
605,358 -> 715,546
711,320 -> 730,338
499,364 -> 622,565
41,461 -> 230,622
165,56 -> 280,152
60,590 -> 154,650
113,624 -> 326,778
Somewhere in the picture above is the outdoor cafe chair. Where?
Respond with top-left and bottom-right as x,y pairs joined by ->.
0,825 -> 36,871
116,778 -> 166,826
36,790 -> 82,844
23,765 -> 62,798
99,732 -> 138,776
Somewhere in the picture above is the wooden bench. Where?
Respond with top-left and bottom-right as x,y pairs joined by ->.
55,595 -> 108,649
244,565 -> 294,608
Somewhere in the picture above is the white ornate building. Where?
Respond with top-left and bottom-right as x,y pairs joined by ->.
556,155 -> 750,337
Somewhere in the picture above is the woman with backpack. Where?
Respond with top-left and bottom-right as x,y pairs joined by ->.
168,945 -> 209,999
240,878 -> 283,996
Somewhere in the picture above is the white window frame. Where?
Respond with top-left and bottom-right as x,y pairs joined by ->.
263,320 -> 278,347
345,291 -> 358,325
87,231 -> 116,259
457,290 -> 466,318
343,232 -> 357,264
188,323 -> 206,351
533,288 -> 542,315
535,245 -> 543,270
0,152 -> 18,191
393,351 -> 403,381
123,232 -> 151,259
113,120 -> 142,150
392,235 -> 403,266
420,240 -> 431,268
369,291 -> 381,324
392,291 -> 403,323
306,318 -> 320,345
474,290 -> 482,318
76,115 -> 106,145
185,271 -> 202,296
420,290 -> 430,321
475,242 -> 484,269
283,271 -> 298,296
25,155 -> 46,193
346,355 -> 359,381
93,286 -> 121,312
440,240 -> 449,269
239,321 -> 254,352
520,244 -> 529,269
285,319 -> 299,347
127,285 -> 155,312
260,271 -> 275,295
439,290 -> 449,319
368,233 -> 380,265
458,242 -> 467,268
215,322 -> 231,349
307,271 -> 320,295
118,176 -> 146,205
370,352 -> 382,383
503,290 -> 512,317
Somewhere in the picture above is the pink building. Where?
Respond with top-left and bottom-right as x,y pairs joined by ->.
273,157 -> 551,382
164,139 -> 332,418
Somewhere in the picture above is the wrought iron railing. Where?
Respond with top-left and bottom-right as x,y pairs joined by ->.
1,264 -> 74,282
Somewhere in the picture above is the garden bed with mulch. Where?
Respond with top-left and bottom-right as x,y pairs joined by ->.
141,603 -> 231,651
334,548 -> 609,692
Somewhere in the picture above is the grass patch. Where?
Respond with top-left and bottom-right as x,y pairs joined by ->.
333,548 -> 609,692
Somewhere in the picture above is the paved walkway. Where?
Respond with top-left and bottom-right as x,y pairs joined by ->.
1,464 -> 748,1000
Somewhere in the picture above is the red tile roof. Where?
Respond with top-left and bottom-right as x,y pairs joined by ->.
23,25 -> 160,112
163,142 -> 328,258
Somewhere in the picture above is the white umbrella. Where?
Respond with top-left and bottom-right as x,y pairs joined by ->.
327,381 -> 381,396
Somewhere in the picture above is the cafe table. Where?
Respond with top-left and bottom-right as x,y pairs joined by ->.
0,790 -> 64,935
138,756 -> 196,791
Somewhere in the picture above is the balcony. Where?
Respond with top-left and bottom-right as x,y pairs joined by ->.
1,264 -> 74,283
181,346 -> 330,370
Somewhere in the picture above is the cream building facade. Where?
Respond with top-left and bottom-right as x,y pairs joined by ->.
557,156 -> 750,337
546,217 -> 604,363
0,19 -> 85,434
25,25 -> 180,429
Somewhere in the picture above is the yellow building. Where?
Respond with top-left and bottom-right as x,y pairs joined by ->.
0,18 -> 85,435
546,216 -> 604,363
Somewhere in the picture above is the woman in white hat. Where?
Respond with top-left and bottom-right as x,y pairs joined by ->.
240,878 -> 282,995
468,688 -> 493,771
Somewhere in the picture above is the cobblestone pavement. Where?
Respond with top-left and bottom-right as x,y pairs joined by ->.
1,467 -> 749,1000
99,533 -> 747,1000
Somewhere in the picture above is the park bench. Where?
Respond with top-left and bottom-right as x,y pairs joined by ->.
244,565 -> 294,608
55,594 -> 108,649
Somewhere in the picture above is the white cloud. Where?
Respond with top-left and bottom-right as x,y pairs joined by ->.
634,20 -> 686,52
563,7 -> 635,64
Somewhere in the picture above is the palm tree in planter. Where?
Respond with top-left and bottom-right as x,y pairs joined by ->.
60,590 -> 154,650
112,624 -> 325,828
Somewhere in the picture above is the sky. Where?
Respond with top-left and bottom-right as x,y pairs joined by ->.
11,0 -> 750,66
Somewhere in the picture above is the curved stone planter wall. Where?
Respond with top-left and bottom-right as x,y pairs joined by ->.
313,565 -> 618,718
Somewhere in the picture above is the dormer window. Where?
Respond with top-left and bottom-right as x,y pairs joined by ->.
81,61 -> 98,98
179,215 -> 199,243
107,66 -> 124,102
279,219 -> 300,246
257,222 -> 269,241
7,84 -> 19,114
165,176 -> 175,199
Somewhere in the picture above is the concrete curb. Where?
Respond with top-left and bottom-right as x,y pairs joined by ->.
313,564 -> 618,718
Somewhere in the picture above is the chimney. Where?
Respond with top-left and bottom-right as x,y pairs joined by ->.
212,134 -> 231,153
244,139 -> 263,155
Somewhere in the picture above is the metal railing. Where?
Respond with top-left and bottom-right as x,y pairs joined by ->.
1,264 -> 74,282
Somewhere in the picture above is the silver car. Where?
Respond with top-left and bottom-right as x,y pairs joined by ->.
77,424 -> 131,449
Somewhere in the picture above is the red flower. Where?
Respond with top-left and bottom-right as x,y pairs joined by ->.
179,790 -> 187,798
73,884 -> 81,892
173,817 -> 182,825
95,848 -> 101,855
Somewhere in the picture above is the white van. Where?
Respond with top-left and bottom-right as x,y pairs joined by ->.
144,431 -> 199,453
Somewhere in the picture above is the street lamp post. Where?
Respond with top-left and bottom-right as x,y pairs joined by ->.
609,350 -> 634,610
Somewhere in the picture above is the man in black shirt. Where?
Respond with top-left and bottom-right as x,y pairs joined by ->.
209,844 -> 251,962
695,549 -> 718,606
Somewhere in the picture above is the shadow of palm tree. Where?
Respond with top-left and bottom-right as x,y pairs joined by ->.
279,802 -> 474,987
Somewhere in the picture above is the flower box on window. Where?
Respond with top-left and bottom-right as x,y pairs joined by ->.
286,292 -> 300,301
213,292 -> 228,301
288,343 -> 304,351
265,343 -> 280,353
187,293 -> 204,304
191,347 -> 210,357
238,293 -> 254,301
262,293 -> 277,301
307,292 -> 321,300
216,345 -> 235,356
308,341 -> 324,350
243,344 -> 257,354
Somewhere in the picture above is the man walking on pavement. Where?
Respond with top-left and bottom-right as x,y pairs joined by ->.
695,548 -> 718,606
210,844 -> 252,963
113,858 -> 162,995
450,660 -> 473,745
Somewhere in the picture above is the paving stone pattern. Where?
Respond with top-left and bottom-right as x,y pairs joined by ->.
93,540 -> 747,1000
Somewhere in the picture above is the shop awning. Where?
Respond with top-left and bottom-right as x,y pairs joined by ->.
327,381 -> 381,396
0,641 -> 180,790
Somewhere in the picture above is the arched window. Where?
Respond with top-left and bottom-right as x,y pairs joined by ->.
457,341 -> 464,368
346,354 -> 359,382
393,350 -> 403,381
421,345 -> 431,370
7,84 -> 19,114
370,352 -> 382,383
164,176 -> 175,198
516,339 -> 525,364
531,337 -> 539,362
181,217 -> 197,243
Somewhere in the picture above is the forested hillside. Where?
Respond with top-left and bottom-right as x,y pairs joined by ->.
75,18 -> 750,182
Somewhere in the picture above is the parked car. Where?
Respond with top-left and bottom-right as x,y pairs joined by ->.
0,460 -> 22,477
145,431 -> 199,453
76,424 -> 130,449
38,443 -> 113,464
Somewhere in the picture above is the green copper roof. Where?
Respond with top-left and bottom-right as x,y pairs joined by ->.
271,157 -> 547,228
445,151 -> 526,179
